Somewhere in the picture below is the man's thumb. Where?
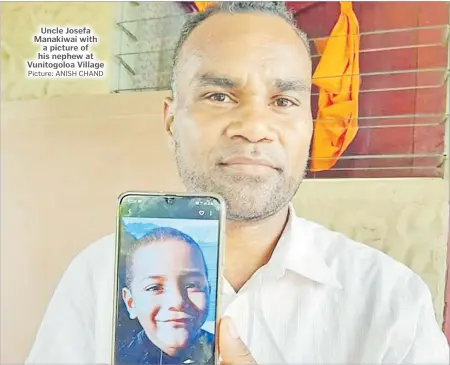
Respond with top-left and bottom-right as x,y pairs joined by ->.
219,317 -> 255,364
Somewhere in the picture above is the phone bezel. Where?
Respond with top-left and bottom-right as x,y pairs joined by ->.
111,191 -> 227,365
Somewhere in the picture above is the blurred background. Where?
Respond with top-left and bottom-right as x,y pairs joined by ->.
1,1 -> 449,363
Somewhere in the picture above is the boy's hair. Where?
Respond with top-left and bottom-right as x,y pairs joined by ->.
124,226 -> 208,288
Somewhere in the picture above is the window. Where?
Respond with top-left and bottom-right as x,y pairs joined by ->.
112,2 -> 189,93
290,1 -> 449,178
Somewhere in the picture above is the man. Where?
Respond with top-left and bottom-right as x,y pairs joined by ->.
27,2 -> 449,364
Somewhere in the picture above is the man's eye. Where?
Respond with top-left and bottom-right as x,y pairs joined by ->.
206,93 -> 232,103
273,98 -> 296,108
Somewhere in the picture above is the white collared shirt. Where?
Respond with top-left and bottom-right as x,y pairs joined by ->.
26,207 -> 449,364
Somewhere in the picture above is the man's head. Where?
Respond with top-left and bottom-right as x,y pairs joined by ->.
122,227 -> 210,356
164,2 -> 313,222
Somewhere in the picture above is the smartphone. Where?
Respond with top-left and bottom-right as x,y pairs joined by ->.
112,192 -> 226,365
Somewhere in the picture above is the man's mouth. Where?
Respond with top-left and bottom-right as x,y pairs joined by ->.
219,156 -> 280,174
220,156 -> 277,169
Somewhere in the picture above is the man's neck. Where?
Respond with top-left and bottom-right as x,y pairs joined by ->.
223,205 -> 290,292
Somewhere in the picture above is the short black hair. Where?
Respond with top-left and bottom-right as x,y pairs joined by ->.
124,226 -> 208,288
171,1 -> 310,96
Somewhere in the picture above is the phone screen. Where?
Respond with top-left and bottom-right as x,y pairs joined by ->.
113,193 -> 223,365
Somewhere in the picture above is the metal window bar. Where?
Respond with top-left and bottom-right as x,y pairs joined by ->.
113,16 -> 449,179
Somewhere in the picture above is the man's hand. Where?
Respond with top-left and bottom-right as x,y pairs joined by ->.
218,316 -> 256,365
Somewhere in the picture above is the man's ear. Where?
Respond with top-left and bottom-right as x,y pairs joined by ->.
163,96 -> 176,150
122,287 -> 137,320
164,96 -> 175,136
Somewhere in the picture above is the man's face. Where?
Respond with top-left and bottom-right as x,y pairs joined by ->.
122,240 -> 209,356
165,13 -> 313,221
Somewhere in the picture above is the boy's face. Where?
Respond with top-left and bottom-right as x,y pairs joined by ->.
122,239 -> 210,356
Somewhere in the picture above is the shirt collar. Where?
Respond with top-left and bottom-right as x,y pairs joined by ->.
266,204 -> 343,290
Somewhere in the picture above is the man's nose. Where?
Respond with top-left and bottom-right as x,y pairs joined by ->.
225,103 -> 277,143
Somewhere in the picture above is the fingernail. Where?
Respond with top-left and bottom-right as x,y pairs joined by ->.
226,318 -> 239,339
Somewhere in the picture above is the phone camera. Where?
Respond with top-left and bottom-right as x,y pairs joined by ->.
165,197 -> 175,205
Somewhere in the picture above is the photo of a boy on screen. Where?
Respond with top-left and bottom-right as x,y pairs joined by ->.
118,227 -> 214,365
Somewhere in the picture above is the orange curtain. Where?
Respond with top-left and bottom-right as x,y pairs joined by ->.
194,2 -> 215,12
310,1 -> 360,171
